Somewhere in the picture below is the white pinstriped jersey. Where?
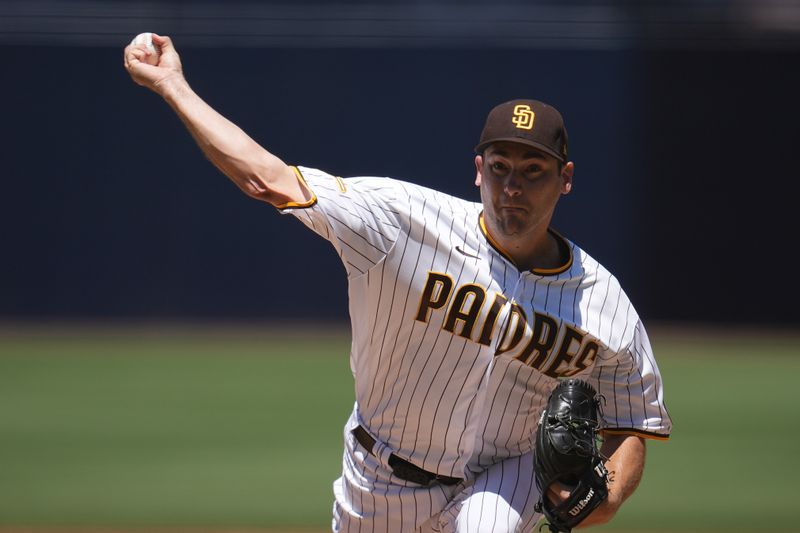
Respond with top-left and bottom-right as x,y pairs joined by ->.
281,166 -> 671,479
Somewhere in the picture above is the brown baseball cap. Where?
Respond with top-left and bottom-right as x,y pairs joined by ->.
475,99 -> 569,162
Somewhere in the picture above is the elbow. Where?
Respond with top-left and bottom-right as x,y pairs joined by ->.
240,178 -> 276,203
231,165 -> 286,205
240,177 -> 300,207
207,159 -> 276,203
243,164 -> 304,207
223,159 -> 297,207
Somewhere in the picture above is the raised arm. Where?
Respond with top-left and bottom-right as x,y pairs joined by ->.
123,34 -> 312,208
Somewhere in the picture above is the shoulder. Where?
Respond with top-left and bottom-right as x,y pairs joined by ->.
297,166 -> 479,216
346,173 -> 474,208
565,240 -> 624,293
564,239 -> 641,349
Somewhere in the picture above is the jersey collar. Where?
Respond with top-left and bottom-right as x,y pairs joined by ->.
478,213 -> 573,276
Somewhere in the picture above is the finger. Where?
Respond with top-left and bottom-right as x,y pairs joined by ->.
151,33 -> 172,52
127,48 -> 147,64
123,44 -> 138,67
124,50 -> 155,79
123,49 -> 137,68
547,484 -> 571,503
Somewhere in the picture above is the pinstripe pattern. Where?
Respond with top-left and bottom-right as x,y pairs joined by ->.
281,166 -> 672,532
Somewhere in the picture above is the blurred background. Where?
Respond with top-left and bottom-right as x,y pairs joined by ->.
2,0 -> 799,324
1,0 -> 799,531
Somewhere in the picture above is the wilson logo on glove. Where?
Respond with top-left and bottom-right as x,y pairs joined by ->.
568,488 -> 594,516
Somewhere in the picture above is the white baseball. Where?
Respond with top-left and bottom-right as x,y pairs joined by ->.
130,32 -> 161,65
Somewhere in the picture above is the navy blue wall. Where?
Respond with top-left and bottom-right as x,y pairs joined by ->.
2,45 -> 798,324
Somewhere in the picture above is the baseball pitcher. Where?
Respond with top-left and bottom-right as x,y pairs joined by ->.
124,34 -> 672,533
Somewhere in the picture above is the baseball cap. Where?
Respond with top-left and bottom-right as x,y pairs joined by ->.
475,99 -> 569,162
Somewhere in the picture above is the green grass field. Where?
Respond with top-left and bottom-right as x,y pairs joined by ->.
1,324 -> 798,531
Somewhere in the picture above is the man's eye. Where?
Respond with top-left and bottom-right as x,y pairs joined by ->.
492,162 -> 506,172
527,165 -> 542,174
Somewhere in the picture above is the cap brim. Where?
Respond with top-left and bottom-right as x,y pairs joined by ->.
474,137 -> 566,162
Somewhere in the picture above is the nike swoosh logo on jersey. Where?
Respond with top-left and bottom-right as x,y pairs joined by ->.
456,245 -> 480,259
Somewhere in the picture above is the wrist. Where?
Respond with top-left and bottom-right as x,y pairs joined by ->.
155,74 -> 191,102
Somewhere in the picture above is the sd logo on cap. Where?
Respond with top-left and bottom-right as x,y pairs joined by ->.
475,99 -> 568,162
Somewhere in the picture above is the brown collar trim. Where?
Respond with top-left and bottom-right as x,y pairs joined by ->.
478,213 -> 573,276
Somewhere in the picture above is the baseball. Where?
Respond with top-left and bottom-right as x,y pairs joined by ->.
130,32 -> 161,65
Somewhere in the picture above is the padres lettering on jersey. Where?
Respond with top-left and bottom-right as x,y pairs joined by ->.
281,166 -> 671,479
414,271 -> 600,378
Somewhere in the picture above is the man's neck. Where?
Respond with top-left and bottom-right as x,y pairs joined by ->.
486,222 -> 562,272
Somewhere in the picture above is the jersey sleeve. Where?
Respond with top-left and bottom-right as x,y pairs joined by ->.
589,320 -> 672,440
277,166 -> 405,278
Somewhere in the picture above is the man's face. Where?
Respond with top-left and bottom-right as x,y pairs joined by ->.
475,141 -> 573,241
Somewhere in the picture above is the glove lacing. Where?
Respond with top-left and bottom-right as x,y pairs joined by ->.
551,392 -> 606,458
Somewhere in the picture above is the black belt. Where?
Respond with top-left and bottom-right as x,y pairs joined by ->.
352,425 -> 462,487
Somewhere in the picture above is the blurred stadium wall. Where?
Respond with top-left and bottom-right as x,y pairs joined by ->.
1,0 -> 798,325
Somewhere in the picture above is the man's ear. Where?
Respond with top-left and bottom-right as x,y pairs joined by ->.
561,161 -> 574,194
475,155 -> 483,187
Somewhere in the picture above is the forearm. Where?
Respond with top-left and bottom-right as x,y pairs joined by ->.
157,77 -> 299,205
578,434 -> 646,528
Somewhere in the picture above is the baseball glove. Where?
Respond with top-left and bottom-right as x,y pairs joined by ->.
534,379 -> 609,533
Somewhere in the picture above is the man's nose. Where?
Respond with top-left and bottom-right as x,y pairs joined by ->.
504,173 -> 523,196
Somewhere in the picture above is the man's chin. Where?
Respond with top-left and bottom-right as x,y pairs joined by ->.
497,212 -> 529,229
497,221 -> 529,237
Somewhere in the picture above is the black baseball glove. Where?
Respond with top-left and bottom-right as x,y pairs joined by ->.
534,379 -> 609,533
